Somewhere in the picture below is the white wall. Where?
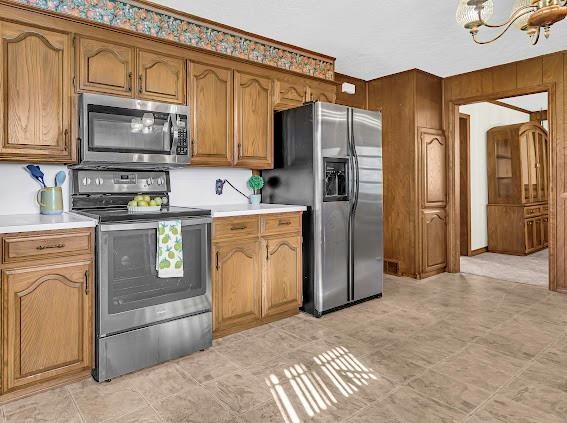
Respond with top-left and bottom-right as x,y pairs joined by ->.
0,163 -> 71,215
169,167 -> 252,206
459,103 -> 530,251
0,163 -> 252,215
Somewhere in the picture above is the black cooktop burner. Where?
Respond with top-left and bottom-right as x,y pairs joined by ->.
75,206 -> 211,223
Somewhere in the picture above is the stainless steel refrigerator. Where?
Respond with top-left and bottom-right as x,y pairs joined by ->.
262,102 -> 383,316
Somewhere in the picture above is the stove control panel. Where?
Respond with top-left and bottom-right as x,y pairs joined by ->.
72,170 -> 170,194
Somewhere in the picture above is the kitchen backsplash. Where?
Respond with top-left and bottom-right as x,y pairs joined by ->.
0,163 -> 251,215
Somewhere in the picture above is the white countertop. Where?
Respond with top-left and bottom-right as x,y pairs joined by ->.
202,203 -> 307,218
0,212 -> 97,234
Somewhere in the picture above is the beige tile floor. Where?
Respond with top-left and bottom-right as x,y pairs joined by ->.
2,272 -> 567,422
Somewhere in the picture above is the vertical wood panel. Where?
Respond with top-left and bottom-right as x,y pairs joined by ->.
517,57 -> 543,89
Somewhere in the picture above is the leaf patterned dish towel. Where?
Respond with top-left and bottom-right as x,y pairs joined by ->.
156,220 -> 184,278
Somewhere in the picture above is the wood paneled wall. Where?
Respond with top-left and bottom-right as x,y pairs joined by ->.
366,69 -> 444,278
335,73 -> 367,109
443,51 -> 566,292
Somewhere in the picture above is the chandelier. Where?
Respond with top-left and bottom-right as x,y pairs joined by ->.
456,0 -> 567,44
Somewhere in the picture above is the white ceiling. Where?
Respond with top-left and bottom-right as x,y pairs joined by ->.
154,0 -> 566,80
499,92 -> 548,112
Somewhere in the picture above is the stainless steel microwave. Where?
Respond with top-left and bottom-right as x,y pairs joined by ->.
78,93 -> 190,168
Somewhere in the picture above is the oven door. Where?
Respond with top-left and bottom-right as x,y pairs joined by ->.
80,93 -> 189,167
96,217 -> 211,336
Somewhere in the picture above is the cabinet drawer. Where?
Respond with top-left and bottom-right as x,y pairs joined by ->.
261,213 -> 301,235
2,230 -> 92,263
524,206 -> 541,217
213,216 -> 259,240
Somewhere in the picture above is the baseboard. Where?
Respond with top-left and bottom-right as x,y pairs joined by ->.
470,247 -> 488,256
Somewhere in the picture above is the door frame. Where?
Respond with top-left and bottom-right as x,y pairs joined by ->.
446,83 -> 556,290
459,112 -> 472,257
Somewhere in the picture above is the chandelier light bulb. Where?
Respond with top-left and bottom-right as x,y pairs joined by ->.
456,0 -> 495,29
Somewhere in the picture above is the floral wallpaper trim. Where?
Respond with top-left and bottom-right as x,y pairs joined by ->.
14,0 -> 335,80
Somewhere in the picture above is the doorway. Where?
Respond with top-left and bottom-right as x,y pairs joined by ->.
457,93 -> 550,287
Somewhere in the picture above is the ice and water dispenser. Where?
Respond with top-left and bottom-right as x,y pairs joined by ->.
323,158 -> 349,202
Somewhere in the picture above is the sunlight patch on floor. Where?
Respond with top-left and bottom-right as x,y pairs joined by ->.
264,345 -> 377,422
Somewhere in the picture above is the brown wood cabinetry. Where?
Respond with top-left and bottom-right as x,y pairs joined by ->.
307,84 -> 337,103
420,129 -> 447,208
0,22 -> 73,162
0,228 -> 94,401
189,62 -> 233,166
77,36 -> 186,104
421,209 -> 447,276
212,212 -> 302,337
487,122 -> 549,255
212,239 -> 262,333
273,80 -> 307,111
77,37 -> 134,97
2,261 -> 92,392
262,235 -> 302,317
137,50 -> 185,103
234,71 -> 274,169
367,70 -> 445,278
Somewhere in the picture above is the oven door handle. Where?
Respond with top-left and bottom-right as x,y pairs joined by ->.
99,217 -> 211,232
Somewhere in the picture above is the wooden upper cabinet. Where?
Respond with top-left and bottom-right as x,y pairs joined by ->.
2,260 -> 92,392
262,235 -> 302,317
234,71 -> 273,169
0,22 -> 72,162
189,62 -> 233,166
77,37 -> 134,97
137,50 -> 185,104
273,80 -> 306,111
307,84 -> 336,103
420,129 -> 447,208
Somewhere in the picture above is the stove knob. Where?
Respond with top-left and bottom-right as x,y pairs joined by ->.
95,177 -> 103,185
81,177 -> 91,186
146,177 -> 154,185
157,177 -> 164,186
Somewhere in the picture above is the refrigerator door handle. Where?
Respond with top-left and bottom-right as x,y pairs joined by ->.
351,109 -> 360,214
347,108 -> 356,302
347,108 -> 354,303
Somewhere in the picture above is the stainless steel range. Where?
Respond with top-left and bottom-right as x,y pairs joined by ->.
71,169 -> 212,382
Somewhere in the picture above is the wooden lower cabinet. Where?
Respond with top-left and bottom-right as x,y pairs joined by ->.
262,235 -> 302,317
212,213 -> 302,337
488,203 -> 548,255
2,261 -> 92,393
212,240 -> 262,334
420,209 -> 447,277
0,228 -> 94,401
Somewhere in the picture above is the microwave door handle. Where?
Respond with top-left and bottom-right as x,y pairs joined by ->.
170,114 -> 179,154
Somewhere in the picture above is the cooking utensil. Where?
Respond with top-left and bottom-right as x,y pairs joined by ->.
25,164 -> 46,188
54,170 -> 66,187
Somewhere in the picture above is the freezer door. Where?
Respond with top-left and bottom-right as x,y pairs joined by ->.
316,103 -> 350,312
351,108 -> 383,300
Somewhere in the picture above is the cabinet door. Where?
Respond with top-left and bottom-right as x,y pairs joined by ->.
262,235 -> 302,317
2,261 -> 92,392
524,219 -> 537,253
0,22 -> 72,162
421,209 -> 447,275
213,240 -> 261,333
273,80 -> 306,111
420,129 -> 446,208
77,37 -> 134,97
542,216 -> 549,247
189,62 -> 233,166
137,50 -> 185,104
234,71 -> 273,169
307,85 -> 336,103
